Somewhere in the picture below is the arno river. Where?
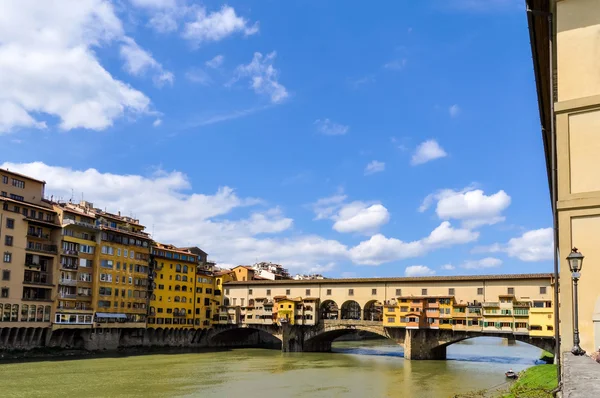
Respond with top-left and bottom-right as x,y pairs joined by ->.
2,337 -> 543,397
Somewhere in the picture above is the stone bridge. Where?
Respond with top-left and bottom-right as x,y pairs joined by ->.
211,320 -> 555,360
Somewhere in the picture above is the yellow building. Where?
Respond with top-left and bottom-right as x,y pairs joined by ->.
275,297 -> 298,325
529,299 -> 555,337
527,0 -> 600,353
93,208 -> 151,328
148,243 -> 197,329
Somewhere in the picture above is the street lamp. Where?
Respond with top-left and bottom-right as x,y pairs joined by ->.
566,247 -> 585,356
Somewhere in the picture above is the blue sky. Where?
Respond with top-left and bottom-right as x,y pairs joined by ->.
0,0 -> 553,277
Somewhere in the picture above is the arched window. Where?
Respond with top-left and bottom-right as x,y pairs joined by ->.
36,306 -> 43,322
248,299 -> 255,307
217,279 -> 221,285
182,286 -> 187,292
11,304 -> 19,322
183,265 -> 188,273
21,304 -> 28,322
44,306 -> 51,322
151,294 -> 156,300
174,296 -> 181,302
0,305 -> 3,322
28,305 -> 36,322
182,276 -> 188,282
150,306 -> 155,314
341,301 -> 361,320
181,297 -> 187,303
3,304 -> 11,321
151,282 -> 156,289
224,298 -> 230,306
175,285 -> 181,291
176,264 -> 181,272
175,275 -> 181,281
320,300 -> 339,320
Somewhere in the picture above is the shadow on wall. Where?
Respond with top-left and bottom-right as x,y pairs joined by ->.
210,328 -> 282,350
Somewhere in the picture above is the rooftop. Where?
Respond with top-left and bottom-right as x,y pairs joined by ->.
224,273 -> 553,285
0,168 -> 46,184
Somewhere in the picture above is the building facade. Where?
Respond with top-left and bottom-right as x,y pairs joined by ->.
527,0 -> 600,352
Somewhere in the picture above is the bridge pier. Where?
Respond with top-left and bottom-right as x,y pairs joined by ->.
404,329 -> 447,360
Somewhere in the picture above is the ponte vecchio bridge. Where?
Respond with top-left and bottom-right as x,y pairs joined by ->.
212,273 -> 556,360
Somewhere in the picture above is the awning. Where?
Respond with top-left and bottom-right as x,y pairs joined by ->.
95,313 -> 127,319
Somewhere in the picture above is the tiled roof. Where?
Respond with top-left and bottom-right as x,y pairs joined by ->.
224,273 -> 553,285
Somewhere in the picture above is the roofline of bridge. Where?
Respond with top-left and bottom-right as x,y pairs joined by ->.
224,273 -> 554,285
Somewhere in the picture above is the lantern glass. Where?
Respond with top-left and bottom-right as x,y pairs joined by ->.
567,250 -> 584,273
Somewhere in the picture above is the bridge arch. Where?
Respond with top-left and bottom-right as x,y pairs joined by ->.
320,300 -> 339,320
341,300 -> 361,320
363,300 -> 383,321
209,325 -> 283,349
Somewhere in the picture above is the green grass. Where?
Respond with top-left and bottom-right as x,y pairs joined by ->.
501,365 -> 558,398
539,351 -> 554,364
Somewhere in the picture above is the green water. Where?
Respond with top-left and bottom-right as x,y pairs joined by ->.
0,338 -> 543,397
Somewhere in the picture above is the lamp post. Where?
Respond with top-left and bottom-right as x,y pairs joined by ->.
566,247 -> 585,356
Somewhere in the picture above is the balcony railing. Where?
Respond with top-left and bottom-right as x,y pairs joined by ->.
59,293 -> 77,299
62,218 -> 100,230
482,302 -> 500,307
27,231 -> 51,240
23,273 -> 52,286
60,263 -> 78,271
59,279 -> 78,286
62,249 -> 79,256
26,243 -> 58,255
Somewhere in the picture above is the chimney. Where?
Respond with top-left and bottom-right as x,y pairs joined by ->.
118,211 -> 121,216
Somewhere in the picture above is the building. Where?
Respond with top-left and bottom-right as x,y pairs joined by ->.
148,243 -> 197,329
52,202 -> 98,328
251,262 -> 290,280
293,274 -> 325,280
0,169 -> 60,328
527,0 -> 600,352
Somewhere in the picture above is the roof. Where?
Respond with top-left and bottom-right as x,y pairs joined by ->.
224,273 -> 553,286
0,168 -> 46,184
0,196 -> 55,212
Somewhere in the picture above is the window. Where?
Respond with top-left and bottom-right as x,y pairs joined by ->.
540,287 -> 547,295
101,246 -> 114,255
12,178 -> 25,189
421,289 -> 428,295
449,288 -> 455,295
507,287 -> 514,295
387,317 -> 395,323
248,289 -> 253,295
306,289 -> 311,296
348,289 -> 354,296
3,252 -> 11,263
395,289 -> 402,296
266,289 -> 271,296
2,270 -> 9,281
477,288 -> 483,295
10,194 -> 23,201
124,249 -> 128,257
4,236 -> 13,246
100,260 -> 113,269
130,250 -> 134,259
225,288 -> 230,295
286,289 -> 291,295
1,176 -> 6,184
1,288 -> 8,298
6,218 -> 14,229
117,248 -> 121,256
326,289 -> 332,296
372,289 -> 377,295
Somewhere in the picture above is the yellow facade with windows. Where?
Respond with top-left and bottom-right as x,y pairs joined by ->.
194,273 -> 216,328
148,244 -> 196,329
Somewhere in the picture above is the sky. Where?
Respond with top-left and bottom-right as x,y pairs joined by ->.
0,0 -> 553,278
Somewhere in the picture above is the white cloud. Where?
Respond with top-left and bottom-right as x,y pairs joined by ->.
152,118 -> 162,127
349,221 -> 478,265
231,52 -> 288,103
364,160 -> 385,175
419,188 -> 511,229
473,228 -> 553,262
383,59 -> 407,70
311,193 -> 348,220
314,119 -> 349,136
462,257 -> 503,269
183,6 -> 258,45
449,104 -> 460,118
206,54 -> 224,69
411,140 -> 447,165
440,264 -> 455,270
120,37 -> 173,87
185,68 -> 212,85
332,202 -> 390,235
0,0 -> 151,133
130,0 -> 177,8
405,265 -> 436,277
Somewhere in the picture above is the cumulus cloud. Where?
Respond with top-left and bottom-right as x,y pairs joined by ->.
314,119 -> 349,136
231,52 -> 288,103
120,37 -> 173,87
405,265 -> 436,277
411,140 -> 447,165
462,257 -> 503,269
0,0 -> 151,133
472,228 -> 553,262
183,5 -> 258,45
206,54 -> 224,69
440,264 -> 455,270
364,160 -> 385,175
419,187 -> 511,228
332,202 -> 390,235
349,221 -> 478,265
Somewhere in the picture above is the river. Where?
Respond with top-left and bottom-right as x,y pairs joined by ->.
1,337 -> 544,398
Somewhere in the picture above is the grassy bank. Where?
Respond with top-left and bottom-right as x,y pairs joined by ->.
501,365 -> 558,398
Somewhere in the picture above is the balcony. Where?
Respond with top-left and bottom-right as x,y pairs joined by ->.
26,243 -> 58,255
23,272 -> 53,286
77,293 -> 93,301
27,231 -> 51,240
214,290 -> 222,296
60,263 -> 78,271
62,249 -> 79,257
173,311 -> 187,317
59,293 -> 77,299
62,218 -> 100,230
25,216 -> 60,229
482,302 -> 500,308
22,287 -> 53,302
